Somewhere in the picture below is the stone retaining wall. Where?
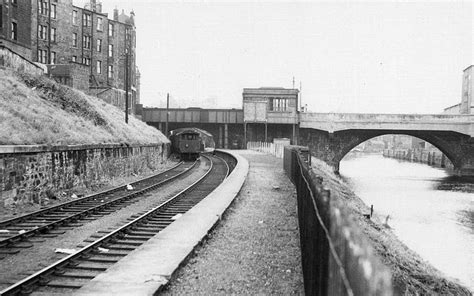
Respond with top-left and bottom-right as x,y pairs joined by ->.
0,143 -> 170,207
0,45 -> 44,76
383,148 -> 453,169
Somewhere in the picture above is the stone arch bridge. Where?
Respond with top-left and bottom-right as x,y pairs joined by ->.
298,113 -> 474,176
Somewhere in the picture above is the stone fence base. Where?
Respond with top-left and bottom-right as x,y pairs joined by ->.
0,143 -> 170,207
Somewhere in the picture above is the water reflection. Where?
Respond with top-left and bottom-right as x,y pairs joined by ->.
340,154 -> 474,291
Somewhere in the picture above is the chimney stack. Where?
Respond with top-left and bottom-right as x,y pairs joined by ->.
96,2 -> 102,13
90,0 -> 96,11
113,8 -> 119,21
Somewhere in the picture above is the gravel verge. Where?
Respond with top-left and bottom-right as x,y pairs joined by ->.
0,159 -> 210,290
160,150 -> 304,295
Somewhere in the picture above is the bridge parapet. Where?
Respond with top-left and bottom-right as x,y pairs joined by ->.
300,113 -> 474,136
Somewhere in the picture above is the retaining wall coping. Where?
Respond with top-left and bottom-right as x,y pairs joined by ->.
0,143 -> 165,154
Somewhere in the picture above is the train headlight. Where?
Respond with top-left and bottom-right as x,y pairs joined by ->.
185,144 -> 189,148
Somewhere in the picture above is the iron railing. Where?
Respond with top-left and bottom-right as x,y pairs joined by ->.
284,146 -> 392,296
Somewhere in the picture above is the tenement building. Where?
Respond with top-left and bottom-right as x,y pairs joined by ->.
0,0 -> 140,115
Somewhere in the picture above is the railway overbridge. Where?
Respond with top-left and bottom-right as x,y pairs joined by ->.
299,113 -> 474,176
140,87 -> 474,176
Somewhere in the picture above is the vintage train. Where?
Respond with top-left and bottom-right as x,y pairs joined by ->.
169,128 -> 203,160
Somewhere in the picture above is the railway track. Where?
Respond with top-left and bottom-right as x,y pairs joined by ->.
0,154 -> 232,295
0,160 -> 197,257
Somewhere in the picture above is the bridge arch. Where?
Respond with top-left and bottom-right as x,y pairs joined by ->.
299,128 -> 474,176
336,132 -> 457,167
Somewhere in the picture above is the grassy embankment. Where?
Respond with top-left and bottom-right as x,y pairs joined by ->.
0,68 -> 170,217
0,68 -> 168,145
310,158 -> 471,295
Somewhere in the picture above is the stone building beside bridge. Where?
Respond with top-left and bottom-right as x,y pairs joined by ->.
0,0 -> 139,115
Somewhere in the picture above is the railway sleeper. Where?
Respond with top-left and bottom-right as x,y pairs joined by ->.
66,262 -> 111,271
7,225 -> 45,230
0,248 -> 20,254
148,214 -> 176,220
141,221 -> 170,227
91,250 -> 129,256
110,239 -> 144,246
123,235 -> 153,241
126,230 -> 158,237
105,244 -> 136,251
37,233 -> 59,238
2,242 -> 33,248
46,279 -> 89,289
131,226 -> 167,233
82,256 -> 121,263
39,214 -> 70,218
53,271 -> 96,279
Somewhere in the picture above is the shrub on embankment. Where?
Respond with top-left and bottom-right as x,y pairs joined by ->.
310,158 -> 471,295
0,68 -> 168,145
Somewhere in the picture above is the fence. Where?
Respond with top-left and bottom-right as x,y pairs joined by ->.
284,146 -> 392,296
246,141 -> 286,158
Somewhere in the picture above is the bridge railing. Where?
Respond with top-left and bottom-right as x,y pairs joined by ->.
246,141 -> 286,158
284,146 -> 393,296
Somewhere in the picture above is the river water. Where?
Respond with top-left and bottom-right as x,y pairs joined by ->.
340,154 -> 474,291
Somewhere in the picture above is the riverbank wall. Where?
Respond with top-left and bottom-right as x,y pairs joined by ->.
0,143 -> 170,207
383,149 -> 454,169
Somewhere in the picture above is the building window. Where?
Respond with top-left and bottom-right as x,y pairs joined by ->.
96,61 -> 102,74
72,55 -> 77,62
37,49 -> 47,63
11,21 -> 17,40
82,57 -> 91,66
50,27 -> 56,42
108,65 -> 113,78
83,35 -> 91,49
83,13 -> 91,27
108,23 -> 114,37
38,25 -> 47,40
72,10 -> 78,25
12,0 -> 17,5
50,4 -> 57,19
39,0 -> 49,16
269,97 -> 289,112
96,39 -> 102,52
72,32 -> 77,47
50,51 -> 56,64
97,17 -> 103,31
108,44 -> 113,57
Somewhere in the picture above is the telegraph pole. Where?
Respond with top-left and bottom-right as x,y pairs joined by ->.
165,93 -> 169,136
125,50 -> 129,124
300,81 -> 302,112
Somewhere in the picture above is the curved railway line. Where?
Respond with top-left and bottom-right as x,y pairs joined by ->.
0,161 -> 197,256
0,153 -> 235,296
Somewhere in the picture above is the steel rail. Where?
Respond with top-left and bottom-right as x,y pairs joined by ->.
0,155 -> 223,296
0,161 -> 197,248
0,161 -> 184,227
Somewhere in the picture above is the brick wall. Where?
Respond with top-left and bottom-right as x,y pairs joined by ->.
0,143 -> 170,207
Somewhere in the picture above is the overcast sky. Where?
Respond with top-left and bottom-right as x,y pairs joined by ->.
75,0 -> 473,113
